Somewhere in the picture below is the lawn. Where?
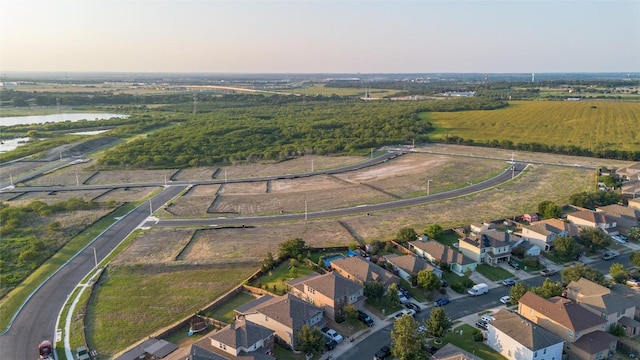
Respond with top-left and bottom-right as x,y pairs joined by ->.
427,324 -> 507,360
205,291 -> 257,324
365,297 -> 403,319
251,261 -> 317,295
475,264 -> 513,281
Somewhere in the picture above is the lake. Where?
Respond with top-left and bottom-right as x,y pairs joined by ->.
0,113 -> 128,127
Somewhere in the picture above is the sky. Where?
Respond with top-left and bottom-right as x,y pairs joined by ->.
1,0 -> 639,74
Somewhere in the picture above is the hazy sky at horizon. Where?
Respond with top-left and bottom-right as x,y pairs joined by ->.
1,0 -> 639,73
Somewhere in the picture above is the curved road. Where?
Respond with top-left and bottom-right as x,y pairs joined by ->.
0,153 -> 524,360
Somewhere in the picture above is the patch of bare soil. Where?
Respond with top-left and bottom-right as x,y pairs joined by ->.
94,187 -> 160,202
15,189 -> 108,205
218,155 -> 365,179
0,161 -> 44,184
170,167 -> 219,181
113,228 -> 195,265
165,197 -> 214,217
186,184 -> 221,196
270,175 -> 354,193
219,182 -> 268,195
25,163 -> 99,187
86,169 -> 178,185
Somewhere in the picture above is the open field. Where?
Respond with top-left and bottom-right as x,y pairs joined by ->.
217,154 -> 365,178
93,186 -> 160,202
280,83 -> 399,97
426,100 -> 640,152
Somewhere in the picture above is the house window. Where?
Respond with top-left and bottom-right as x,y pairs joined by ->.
534,351 -> 537,358
567,330 -> 573,339
508,350 -> 511,357
219,343 -> 226,350
308,288 -> 315,294
265,316 -> 268,322
543,349 -> 546,354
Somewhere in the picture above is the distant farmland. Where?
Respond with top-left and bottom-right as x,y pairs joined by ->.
425,100 -> 640,152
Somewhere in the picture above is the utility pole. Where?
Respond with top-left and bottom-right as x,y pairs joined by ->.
149,200 -> 153,216
304,199 -> 308,221
76,173 -> 79,186
427,179 -> 433,196
371,148 -> 373,159
93,247 -> 98,268
311,159 -> 314,172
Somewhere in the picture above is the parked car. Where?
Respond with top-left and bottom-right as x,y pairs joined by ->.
325,338 -> 338,351
404,301 -> 421,313
357,310 -> 374,327
611,235 -> 628,244
433,297 -> 450,307
602,251 -> 617,260
502,278 -> 516,287
374,345 -> 391,360
626,277 -> 640,287
500,295 -> 510,304
76,346 -> 91,360
481,314 -> 495,323
441,279 -> 449,288
321,327 -> 344,343
393,309 -> 416,321
397,292 -> 409,304
467,283 -> 489,296
397,285 -> 411,298
540,268 -> 557,277
475,319 -> 488,330
508,259 -> 520,270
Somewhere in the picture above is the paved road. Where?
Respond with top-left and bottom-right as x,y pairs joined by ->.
0,185 -> 187,360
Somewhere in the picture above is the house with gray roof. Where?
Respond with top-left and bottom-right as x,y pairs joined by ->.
432,343 -> 479,360
408,239 -> 476,275
521,218 -> 580,252
234,294 -> 324,351
189,317 -> 275,360
384,254 -> 442,283
518,291 -> 617,360
595,204 -> 639,235
567,210 -> 618,235
458,229 -> 518,266
565,278 -> 639,338
487,309 -> 564,360
288,272 -> 365,321
329,256 -> 400,288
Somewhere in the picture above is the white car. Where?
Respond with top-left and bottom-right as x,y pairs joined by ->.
500,295 -> 510,304
393,309 -> 416,321
481,314 -> 495,323
322,327 -> 344,343
397,291 -> 409,304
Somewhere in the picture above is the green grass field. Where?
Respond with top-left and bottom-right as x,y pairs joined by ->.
425,100 -> 640,152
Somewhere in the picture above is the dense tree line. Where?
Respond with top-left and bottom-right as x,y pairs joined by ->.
0,198 -> 103,297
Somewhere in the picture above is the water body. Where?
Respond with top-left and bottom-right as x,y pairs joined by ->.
0,113 -> 128,127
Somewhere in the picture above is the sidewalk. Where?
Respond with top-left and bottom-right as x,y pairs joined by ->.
319,310 -> 392,360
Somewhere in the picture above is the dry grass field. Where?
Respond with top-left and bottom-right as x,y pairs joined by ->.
170,167 -> 219,181
86,169 -> 179,185
218,155 -> 364,178
93,186 -> 160,202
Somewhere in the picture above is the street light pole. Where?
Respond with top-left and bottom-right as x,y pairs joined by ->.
427,179 -> 433,196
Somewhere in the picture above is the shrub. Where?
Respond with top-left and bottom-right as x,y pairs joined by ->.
472,329 -> 484,342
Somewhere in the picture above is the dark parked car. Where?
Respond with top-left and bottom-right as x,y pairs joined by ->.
540,268 -> 557,277
374,345 -> 391,360
502,278 -> 516,286
404,302 -> 421,313
475,319 -> 488,330
441,279 -> 448,288
508,259 -> 520,270
434,297 -> 450,307
397,285 -> 411,298
602,252 -> 617,261
357,310 -> 374,326
325,338 -> 337,351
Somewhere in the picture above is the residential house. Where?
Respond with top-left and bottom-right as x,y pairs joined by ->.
189,317 -> 275,360
329,256 -> 400,288
595,204 -> 639,235
487,309 -> 564,360
234,294 -> 324,351
384,254 -> 442,283
518,292 -> 617,360
511,239 -> 542,257
288,272 -> 365,321
523,213 -> 540,224
565,278 -> 640,338
521,219 -> 580,252
616,163 -> 640,182
567,210 -> 618,236
458,229 -> 517,266
431,343 -> 478,360
628,197 -> 640,212
408,239 -> 476,275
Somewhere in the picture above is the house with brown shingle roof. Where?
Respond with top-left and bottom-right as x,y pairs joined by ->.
487,309 -> 564,360
384,254 -> 442,283
234,294 -> 324,351
408,239 -> 476,275
567,209 -> 618,235
189,317 -> 275,360
521,218 -> 580,252
288,272 -> 365,321
566,278 -> 640,338
432,343 -> 478,360
628,197 -> 640,211
517,291 -> 617,360
616,162 -> 640,182
595,204 -> 639,235
458,229 -> 518,266
329,256 -> 400,288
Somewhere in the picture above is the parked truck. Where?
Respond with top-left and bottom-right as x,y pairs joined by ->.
468,283 -> 489,296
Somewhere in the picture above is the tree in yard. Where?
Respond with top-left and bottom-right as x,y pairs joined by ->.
628,228 -> 640,242
261,252 -> 277,272
553,236 -> 582,261
387,283 -> 401,307
424,224 -> 444,240
570,191 -> 595,209
343,303 -> 358,323
278,238 -> 306,260
631,251 -> 640,268
609,263 -> 629,283
391,314 -> 427,360
538,200 -> 561,219
561,263 -> 606,286
397,227 -> 418,243
425,306 -> 452,338
576,228 -> 611,252
530,278 -> 564,299
509,282 -> 529,304
416,269 -> 441,291
298,324 -> 325,355
364,281 -> 385,298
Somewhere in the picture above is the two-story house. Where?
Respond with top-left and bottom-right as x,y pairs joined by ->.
567,210 -> 618,236
518,291 -> 617,360
595,204 -> 639,235
330,256 -> 400,288
458,229 -> 517,266
189,317 -> 275,360
487,309 -> 564,360
408,239 -> 476,275
235,294 -> 324,351
565,278 -> 639,338
384,254 -> 442,283
521,218 -> 580,252
288,272 -> 365,321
